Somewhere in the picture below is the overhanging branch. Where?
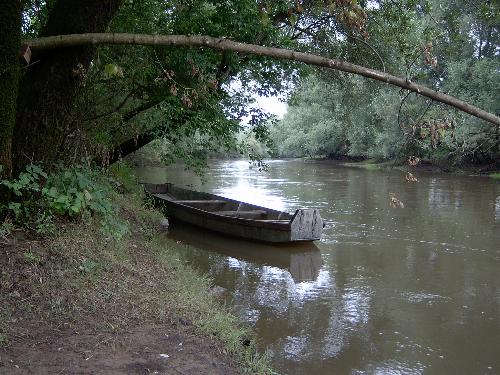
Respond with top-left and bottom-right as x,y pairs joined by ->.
107,132 -> 156,165
24,33 -> 500,127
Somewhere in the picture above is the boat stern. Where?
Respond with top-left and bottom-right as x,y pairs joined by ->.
290,209 -> 323,241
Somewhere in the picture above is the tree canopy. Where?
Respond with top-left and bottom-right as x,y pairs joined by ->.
0,0 -> 498,179
271,0 -> 499,164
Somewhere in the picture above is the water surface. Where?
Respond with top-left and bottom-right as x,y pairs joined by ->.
137,159 -> 500,375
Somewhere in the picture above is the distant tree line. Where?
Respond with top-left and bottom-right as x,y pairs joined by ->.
271,0 -> 499,166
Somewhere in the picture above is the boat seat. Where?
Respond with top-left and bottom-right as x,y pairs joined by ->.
217,210 -> 268,219
175,200 -> 227,204
257,219 -> 291,223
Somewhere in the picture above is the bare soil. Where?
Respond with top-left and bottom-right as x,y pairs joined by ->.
1,323 -> 238,375
0,205 -> 250,375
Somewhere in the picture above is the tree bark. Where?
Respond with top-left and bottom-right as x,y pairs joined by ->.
12,1 -> 122,175
0,1 -> 22,178
24,33 -> 500,127
106,132 -> 156,165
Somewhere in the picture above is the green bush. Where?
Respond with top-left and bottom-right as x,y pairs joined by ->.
108,162 -> 143,196
0,164 -> 128,238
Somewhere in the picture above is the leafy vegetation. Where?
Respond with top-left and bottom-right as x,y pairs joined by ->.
0,163 -> 273,373
42,0 -> 298,171
0,164 -> 128,238
270,0 -> 499,167
4,0 -> 495,182
0,1 -> 497,371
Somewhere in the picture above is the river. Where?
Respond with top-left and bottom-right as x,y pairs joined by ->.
137,159 -> 500,375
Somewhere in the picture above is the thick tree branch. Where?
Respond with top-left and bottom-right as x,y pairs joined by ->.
24,33 -> 500,127
107,132 -> 156,165
87,88 -> 137,121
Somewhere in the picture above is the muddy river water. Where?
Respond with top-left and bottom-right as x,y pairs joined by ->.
137,159 -> 500,375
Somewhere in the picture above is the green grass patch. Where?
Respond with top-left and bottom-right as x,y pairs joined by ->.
0,309 -> 9,347
0,162 -> 274,374
489,172 -> 500,180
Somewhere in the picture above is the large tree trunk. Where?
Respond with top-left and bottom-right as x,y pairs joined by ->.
0,1 -> 22,178
12,0 -> 122,175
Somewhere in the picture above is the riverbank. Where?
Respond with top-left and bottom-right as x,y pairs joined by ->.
0,170 -> 273,374
316,157 -> 500,177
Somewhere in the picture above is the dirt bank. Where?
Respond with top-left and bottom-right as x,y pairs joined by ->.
0,193 -> 271,374
1,323 -> 239,374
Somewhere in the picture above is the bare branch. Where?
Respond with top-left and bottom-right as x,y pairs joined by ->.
24,33 -> 500,126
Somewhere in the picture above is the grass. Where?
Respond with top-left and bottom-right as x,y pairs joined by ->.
0,165 -> 274,374
0,309 -> 9,346
489,172 -> 500,180
339,159 -> 398,171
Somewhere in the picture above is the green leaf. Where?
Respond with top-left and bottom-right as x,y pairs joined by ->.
8,202 -> 21,217
70,204 -> 81,213
84,190 -> 93,201
104,63 -> 124,78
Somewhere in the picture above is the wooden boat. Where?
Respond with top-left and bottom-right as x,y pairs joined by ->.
144,183 -> 323,243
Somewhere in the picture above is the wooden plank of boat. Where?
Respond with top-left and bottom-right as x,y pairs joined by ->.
143,183 -> 324,243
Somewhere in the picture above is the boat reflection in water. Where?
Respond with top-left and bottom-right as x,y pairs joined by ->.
166,222 -> 323,283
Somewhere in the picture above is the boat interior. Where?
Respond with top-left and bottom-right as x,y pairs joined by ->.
147,184 -> 292,221
175,199 -> 290,220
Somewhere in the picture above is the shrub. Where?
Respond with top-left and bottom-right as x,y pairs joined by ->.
0,164 -> 128,238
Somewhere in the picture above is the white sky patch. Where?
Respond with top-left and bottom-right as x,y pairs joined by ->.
254,95 -> 287,119
366,0 -> 380,10
227,79 -> 288,123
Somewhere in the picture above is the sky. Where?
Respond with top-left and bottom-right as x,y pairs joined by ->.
254,95 -> 288,119
228,79 -> 289,122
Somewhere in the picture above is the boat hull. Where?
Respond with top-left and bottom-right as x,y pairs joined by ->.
144,183 -> 323,243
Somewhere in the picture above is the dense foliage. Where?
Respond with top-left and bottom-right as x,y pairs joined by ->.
0,0 -> 498,188
1,0 -> 388,232
12,0 -> 427,173
0,164 -> 129,238
17,0 -> 317,171
271,0 -> 499,165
